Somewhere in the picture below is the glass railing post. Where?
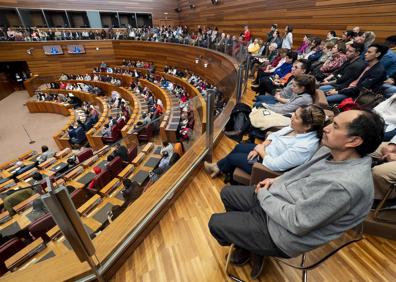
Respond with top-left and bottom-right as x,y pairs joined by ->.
205,89 -> 216,162
236,65 -> 243,103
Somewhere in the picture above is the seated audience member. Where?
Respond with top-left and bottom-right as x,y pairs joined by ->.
204,105 -> 325,179
121,179 -> 143,204
261,74 -> 316,115
208,109 -> 384,279
371,135 -> 396,201
3,187 -> 35,215
160,141 -> 174,157
305,38 -> 324,64
381,71 -> 396,98
10,160 -> 35,179
248,38 -> 261,55
381,35 -> 396,77
70,121 -> 86,145
252,48 -> 288,86
158,150 -> 173,171
320,43 -> 366,94
314,41 -> 347,81
297,34 -> 311,56
325,44 -> 388,104
374,93 -> 396,141
252,51 -> 297,95
102,123 -> 111,137
254,59 -> 309,106
36,145 -> 55,164
113,143 -> 129,162
250,43 -> 278,77
342,30 -> 355,45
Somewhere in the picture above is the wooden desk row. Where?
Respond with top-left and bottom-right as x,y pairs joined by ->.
52,79 -> 142,150
162,72 -> 207,132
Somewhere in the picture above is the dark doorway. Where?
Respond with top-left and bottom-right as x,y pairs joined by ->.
0,61 -> 31,101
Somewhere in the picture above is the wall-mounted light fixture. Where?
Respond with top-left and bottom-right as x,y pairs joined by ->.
26,48 -> 34,55
194,56 -> 210,67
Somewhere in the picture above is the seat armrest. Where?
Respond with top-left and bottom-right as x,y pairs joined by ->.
249,162 -> 282,186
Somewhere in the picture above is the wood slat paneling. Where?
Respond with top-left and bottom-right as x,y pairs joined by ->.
177,0 -> 396,45
0,41 -> 237,99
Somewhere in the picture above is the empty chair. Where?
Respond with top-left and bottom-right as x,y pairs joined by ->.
28,213 -> 56,243
76,148 -> 93,163
106,156 -> 125,178
117,118 -> 126,129
87,169 -> 112,193
0,238 -> 26,275
137,124 -> 153,143
71,188 -> 88,209
127,142 -> 138,162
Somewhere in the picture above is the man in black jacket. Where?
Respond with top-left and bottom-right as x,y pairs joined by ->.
326,43 -> 388,104
320,43 -> 366,92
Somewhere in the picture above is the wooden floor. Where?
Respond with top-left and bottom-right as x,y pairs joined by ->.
111,83 -> 396,282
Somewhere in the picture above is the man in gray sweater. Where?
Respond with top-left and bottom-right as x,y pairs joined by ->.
209,109 -> 385,279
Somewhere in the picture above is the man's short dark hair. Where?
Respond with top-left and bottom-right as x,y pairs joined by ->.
349,42 -> 365,54
329,30 -> 336,37
369,43 -> 389,61
345,30 -> 354,38
41,145 -> 48,152
347,109 -> 385,157
385,35 -> 396,46
286,51 -> 298,62
295,59 -> 310,74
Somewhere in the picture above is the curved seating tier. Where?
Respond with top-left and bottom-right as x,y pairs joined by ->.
162,72 -> 207,132
43,80 -> 142,149
0,40 -> 239,281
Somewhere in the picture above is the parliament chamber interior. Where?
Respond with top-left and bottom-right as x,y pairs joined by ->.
0,0 -> 395,281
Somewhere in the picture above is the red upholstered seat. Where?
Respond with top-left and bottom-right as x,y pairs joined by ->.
71,189 -> 88,209
102,125 -> 122,143
28,213 -> 56,243
127,143 -> 138,162
0,238 -> 26,275
87,169 -> 112,193
76,148 -> 93,163
106,156 -> 125,178
137,124 -> 153,143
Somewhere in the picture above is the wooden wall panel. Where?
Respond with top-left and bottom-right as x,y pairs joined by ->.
177,0 -> 396,45
0,41 -> 117,76
0,40 -> 238,97
0,0 -> 180,25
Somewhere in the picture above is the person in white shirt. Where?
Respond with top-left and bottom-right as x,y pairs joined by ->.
374,94 -> 396,141
204,105 -> 325,178
281,25 -> 293,50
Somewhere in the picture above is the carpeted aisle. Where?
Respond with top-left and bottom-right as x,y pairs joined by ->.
0,91 -> 68,164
